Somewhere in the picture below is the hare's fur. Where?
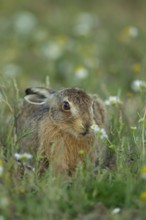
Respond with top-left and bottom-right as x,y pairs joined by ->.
16,87 -> 106,174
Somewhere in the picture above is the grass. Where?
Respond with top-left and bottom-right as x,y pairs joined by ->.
0,0 -> 146,219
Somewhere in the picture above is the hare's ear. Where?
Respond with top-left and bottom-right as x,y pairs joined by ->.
25,87 -> 55,97
24,94 -> 47,105
24,87 -> 56,105
91,94 -> 106,128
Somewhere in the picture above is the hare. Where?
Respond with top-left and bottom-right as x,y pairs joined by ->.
16,87 -> 106,174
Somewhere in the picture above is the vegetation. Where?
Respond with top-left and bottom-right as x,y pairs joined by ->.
0,0 -> 146,219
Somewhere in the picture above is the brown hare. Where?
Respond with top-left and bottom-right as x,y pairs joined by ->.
16,87 -> 106,174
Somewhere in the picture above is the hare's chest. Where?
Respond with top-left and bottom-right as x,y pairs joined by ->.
39,129 -> 96,174
63,134 -> 95,169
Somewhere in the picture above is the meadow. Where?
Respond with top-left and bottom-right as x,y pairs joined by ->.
0,0 -> 146,219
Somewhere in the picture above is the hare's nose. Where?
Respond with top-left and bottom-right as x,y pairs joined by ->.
81,123 -> 90,136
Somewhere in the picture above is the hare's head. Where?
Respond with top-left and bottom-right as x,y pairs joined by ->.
24,87 -> 105,138
48,88 -> 95,137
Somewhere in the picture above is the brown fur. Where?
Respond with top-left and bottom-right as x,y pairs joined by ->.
16,87 -> 106,174
38,116 -> 96,174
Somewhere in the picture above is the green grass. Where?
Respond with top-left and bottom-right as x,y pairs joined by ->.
0,0 -> 146,219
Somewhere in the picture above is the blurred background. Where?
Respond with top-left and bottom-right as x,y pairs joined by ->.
0,0 -> 146,97
0,2 -> 146,218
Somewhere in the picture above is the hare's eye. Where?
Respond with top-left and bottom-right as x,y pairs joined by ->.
63,101 -> 70,111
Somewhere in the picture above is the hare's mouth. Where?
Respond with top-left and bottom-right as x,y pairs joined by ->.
80,124 -> 91,136
80,127 -> 91,136
80,130 -> 88,136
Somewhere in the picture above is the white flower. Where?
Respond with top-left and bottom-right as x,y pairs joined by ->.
41,41 -> 63,60
0,215 -> 5,220
0,197 -> 9,208
105,96 -> 122,106
141,173 -> 146,179
75,66 -> 88,79
14,152 -> 33,161
131,80 -> 146,92
112,207 -> 121,214
131,126 -> 137,130
0,165 -> 3,176
73,12 -> 98,36
91,124 -> 108,140
128,26 -> 138,38
14,11 -> 37,34
3,63 -> 22,77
